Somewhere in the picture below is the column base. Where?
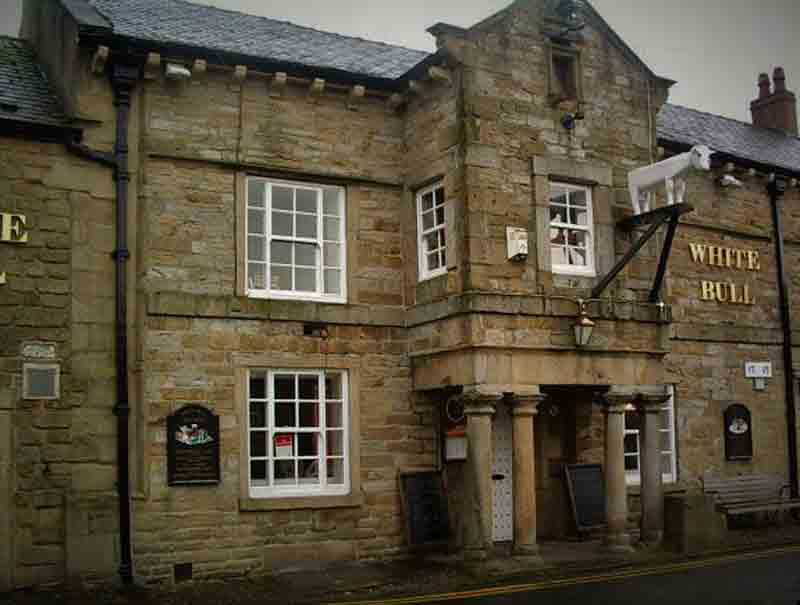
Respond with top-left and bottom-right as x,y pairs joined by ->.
513,543 -> 540,556
603,532 -> 634,553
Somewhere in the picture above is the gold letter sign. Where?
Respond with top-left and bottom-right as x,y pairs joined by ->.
0,212 -> 30,285
690,242 -> 759,305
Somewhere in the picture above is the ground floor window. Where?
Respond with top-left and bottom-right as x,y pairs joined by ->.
248,369 -> 349,498
624,386 -> 676,485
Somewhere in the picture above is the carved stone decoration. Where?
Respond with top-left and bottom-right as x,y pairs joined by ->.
724,404 -> 753,461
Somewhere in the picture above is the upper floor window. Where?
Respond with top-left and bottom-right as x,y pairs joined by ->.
549,46 -> 581,104
549,183 -> 595,276
624,387 -> 677,486
416,182 -> 447,281
246,178 -> 346,303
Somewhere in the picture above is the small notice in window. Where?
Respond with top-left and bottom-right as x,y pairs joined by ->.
744,362 -> 772,378
275,434 -> 293,457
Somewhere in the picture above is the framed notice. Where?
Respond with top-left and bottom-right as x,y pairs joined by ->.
564,463 -> 606,533
167,405 -> 221,486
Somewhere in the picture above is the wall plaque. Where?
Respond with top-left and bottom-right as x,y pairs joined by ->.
167,405 -> 220,486
724,404 -> 753,461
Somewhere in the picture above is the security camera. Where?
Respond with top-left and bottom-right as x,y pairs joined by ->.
718,174 -> 743,188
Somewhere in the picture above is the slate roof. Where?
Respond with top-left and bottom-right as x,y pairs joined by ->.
88,0 -> 431,80
658,103 -> 800,176
0,36 -> 71,128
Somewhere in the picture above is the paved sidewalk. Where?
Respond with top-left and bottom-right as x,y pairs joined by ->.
3,523 -> 800,605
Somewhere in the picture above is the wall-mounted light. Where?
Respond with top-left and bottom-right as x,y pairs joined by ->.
574,298 -> 595,347
561,111 -> 584,131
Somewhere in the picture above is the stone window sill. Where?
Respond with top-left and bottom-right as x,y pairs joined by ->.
239,491 -> 364,512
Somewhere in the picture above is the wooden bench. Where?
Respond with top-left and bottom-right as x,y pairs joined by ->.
702,473 -> 800,523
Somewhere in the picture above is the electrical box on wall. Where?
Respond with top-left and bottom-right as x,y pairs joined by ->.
506,226 -> 529,262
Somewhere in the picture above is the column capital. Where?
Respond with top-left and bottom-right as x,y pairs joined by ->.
638,393 -> 670,412
460,389 -> 502,417
510,393 -> 546,417
600,393 -> 635,414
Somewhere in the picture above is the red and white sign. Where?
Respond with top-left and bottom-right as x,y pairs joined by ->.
275,434 -> 293,457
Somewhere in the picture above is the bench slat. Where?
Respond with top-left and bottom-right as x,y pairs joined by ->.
703,473 -> 791,516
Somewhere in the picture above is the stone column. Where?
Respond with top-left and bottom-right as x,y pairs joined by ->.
462,390 -> 500,560
639,393 -> 670,544
0,405 -> 13,591
511,392 -> 545,557
602,393 -> 634,552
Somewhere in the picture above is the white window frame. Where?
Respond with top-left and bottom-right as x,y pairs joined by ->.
624,386 -> 677,486
246,177 -> 347,304
22,363 -> 60,400
416,182 -> 447,281
549,182 -> 595,277
247,369 -> 350,499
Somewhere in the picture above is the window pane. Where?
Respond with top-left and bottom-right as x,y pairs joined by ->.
275,402 -> 295,428
422,192 -> 434,212
550,189 -> 568,205
436,206 -> 445,226
624,433 -> 639,454
425,232 -> 439,253
439,230 -> 447,248
248,263 -> 266,290
570,207 -> 589,226
296,214 -> 317,239
324,243 -> 341,268
272,211 -> 293,236
441,248 -> 447,268
328,459 -> 345,485
624,455 -> 639,471
326,402 -> 343,428
327,430 -> 344,456
298,375 -> 319,400
324,270 -> 342,295
324,217 -> 341,241
427,253 -> 441,271
568,247 -> 587,267
299,460 -> 319,484
270,266 -> 292,290
274,460 -> 295,484
250,460 -> 267,483
550,207 -> 566,223
248,236 -> 265,262
571,189 -> 587,207
568,230 -> 587,248
296,189 -> 317,214
323,188 -> 341,216
422,211 -> 434,231
325,374 -> 343,399
551,246 -> 567,266
274,375 -> 295,399
550,228 -> 565,245
295,243 -> 317,267
295,268 -> 316,292
274,434 -> 295,458
270,241 -> 292,265
297,433 -> 319,456
248,208 -> 265,234
249,402 -> 266,428
248,181 -> 265,208
299,403 -> 319,428
250,373 -> 266,399
250,432 -> 267,457
625,412 -> 641,431
272,186 -> 293,211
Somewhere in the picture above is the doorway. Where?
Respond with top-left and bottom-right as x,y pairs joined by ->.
492,402 -> 514,542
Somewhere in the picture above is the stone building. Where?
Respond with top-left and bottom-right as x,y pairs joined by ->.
2,0 -> 799,589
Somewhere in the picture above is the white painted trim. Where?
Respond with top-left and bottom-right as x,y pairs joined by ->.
416,181 -> 448,282
549,182 -> 596,277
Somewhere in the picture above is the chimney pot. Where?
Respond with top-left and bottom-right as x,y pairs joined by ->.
774,67 -> 787,92
758,73 -> 771,99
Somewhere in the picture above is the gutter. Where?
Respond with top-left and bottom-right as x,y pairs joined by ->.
65,61 -> 139,585
767,175 -> 799,499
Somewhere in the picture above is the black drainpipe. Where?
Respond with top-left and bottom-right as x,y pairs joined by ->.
768,174 -> 799,499
66,62 -> 139,585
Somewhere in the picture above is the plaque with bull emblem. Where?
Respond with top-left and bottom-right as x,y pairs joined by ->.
167,405 -> 221,486
724,403 -> 753,461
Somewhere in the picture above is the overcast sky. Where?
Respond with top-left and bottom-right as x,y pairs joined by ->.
2,0 -> 799,124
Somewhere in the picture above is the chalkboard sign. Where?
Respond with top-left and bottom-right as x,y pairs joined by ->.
400,471 -> 450,546
167,405 -> 221,486
724,404 -> 753,461
564,464 -> 606,533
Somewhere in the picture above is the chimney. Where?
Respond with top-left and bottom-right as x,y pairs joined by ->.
750,67 -> 798,135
